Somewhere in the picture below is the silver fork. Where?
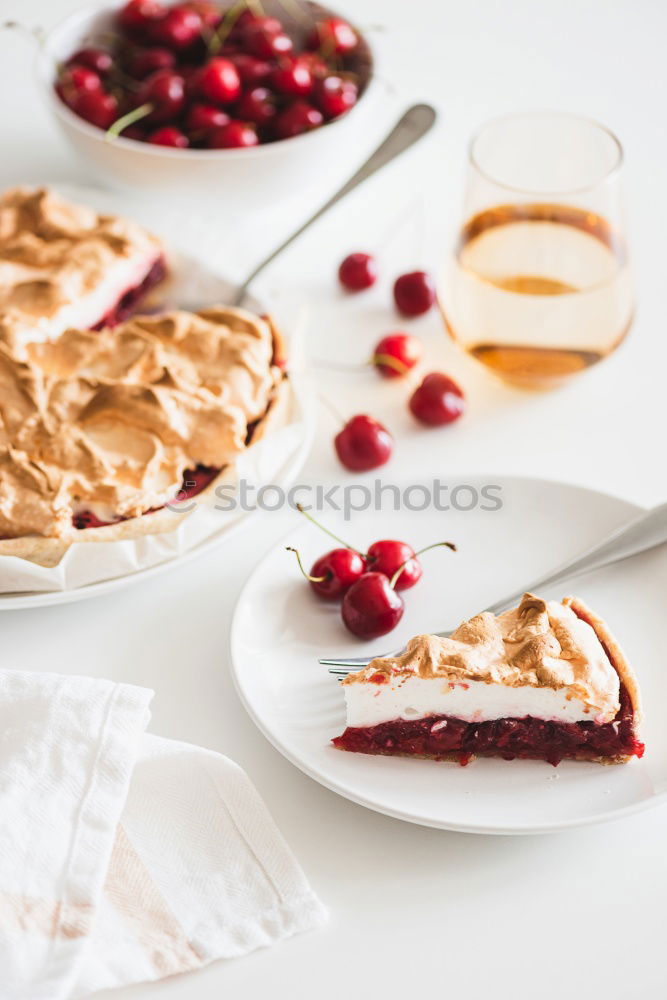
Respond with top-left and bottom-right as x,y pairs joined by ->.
321,500 -> 667,677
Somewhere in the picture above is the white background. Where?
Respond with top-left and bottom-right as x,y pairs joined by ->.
1,1 -> 666,997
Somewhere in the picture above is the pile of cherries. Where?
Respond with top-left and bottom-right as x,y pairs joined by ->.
333,253 -> 466,473
55,0 -> 365,148
288,505 -> 455,639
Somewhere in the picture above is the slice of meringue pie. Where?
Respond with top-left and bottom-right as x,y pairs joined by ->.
0,188 -> 166,358
333,594 -> 644,766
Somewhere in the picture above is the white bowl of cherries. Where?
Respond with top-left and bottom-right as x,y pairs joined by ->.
38,0 -> 379,200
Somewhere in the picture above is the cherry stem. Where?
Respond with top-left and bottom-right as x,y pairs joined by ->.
1,21 -> 45,44
318,393 -> 347,427
371,353 -> 410,375
106,102 -> 153,141
208,0 -> 248,54
389,541 -> 457,589
295,503 -> 357,552
286,546 -> 328,583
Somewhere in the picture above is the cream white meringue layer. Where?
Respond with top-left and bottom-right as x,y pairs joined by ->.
343,676 -> 603,729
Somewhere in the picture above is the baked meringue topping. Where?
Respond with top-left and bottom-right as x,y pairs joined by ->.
0,187 -> 163,357
0,306 -> 282,539
343,594 -> 621,727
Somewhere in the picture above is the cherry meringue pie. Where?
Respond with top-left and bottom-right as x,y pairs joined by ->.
0,305 -> 286,564
0,188 -> 165,357
333,594 -> 644,766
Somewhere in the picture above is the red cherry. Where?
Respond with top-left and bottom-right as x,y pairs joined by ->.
299,52 -> 329,79
67,48 -> 113,75
341,573 -> 404,640
307,17 -> 358,55
183,0 -> 222,29
273,100 -> 323,139
127,47 -> 176,79
121,123 -> 146,141
270,55 -> 313,97
372,333 -> 422,378
60,65 -> 102,95
186,102 -> 230,133
316,74 -> 358,119
244,19 -> 293,59
409,373 -> 466,426
229,53 -> 272,85
148,125 -> 189,147
118,0 -> 164,37
192,58 -> 241,104
136,69 -> 185,122
338,252 -> 377,292
71,90 -> 119,129
334,415 -> 393,472
151,5 -> 202,49
288,546 -> 366,600
393,270 -> 436,317
366,540 -> 422,591
236,87 -> 276,127
206,120 -> 259,148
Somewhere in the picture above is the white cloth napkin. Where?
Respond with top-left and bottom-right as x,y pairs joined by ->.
0,670 -> 325,1000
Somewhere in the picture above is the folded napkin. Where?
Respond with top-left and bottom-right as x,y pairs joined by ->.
0,670 -> 325,1000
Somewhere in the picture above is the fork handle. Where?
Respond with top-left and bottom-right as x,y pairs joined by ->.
484,500 -> 667,616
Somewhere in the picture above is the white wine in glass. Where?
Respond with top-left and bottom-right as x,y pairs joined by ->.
442,113 -> 634,389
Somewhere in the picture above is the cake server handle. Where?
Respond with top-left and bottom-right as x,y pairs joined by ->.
484,500 -> 667,616
232,104 -> 437,306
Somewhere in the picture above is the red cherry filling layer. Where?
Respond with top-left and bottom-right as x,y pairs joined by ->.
72,463 -> 220,530
333,683 -> 644,766
91,255 -> 168,329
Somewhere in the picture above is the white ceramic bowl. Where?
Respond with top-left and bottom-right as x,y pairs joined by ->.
36,1 -> 381,202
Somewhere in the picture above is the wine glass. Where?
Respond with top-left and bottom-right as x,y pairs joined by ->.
441,111 -> 634,389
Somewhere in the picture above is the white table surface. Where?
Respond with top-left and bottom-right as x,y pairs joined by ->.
2,1 -> 667,997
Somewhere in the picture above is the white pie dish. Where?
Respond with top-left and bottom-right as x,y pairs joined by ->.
36,1 -> 382,203
230,475 -> 667,835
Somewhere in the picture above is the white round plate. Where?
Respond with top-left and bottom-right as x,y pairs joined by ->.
231,475 -> 667,834
0,183 -> 313,609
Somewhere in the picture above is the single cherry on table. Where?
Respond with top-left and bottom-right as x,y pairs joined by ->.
334,414 -> 393,472
409,372 -> 466,426
393,270 -> 437,317
338,252 -> 378,292
372,332 -> 422,378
